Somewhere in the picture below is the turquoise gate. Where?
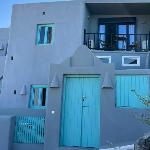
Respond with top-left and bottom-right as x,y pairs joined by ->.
60,75 -> 100,148
116,75 -> 150,108
14,116 -> 45,143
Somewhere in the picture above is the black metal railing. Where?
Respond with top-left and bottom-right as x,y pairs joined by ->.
84,30 -> 150,52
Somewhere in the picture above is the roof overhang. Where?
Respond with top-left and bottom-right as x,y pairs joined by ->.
86,3 -> 150,15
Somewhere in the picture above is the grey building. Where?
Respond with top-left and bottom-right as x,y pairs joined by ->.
0,0 -> 150,150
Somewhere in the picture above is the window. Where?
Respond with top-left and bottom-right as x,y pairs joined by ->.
122,56 -> 140,66
96,56 -> 111,63
29,85 -> 48,109
36,24 -> 54,45
118,24 -> 135,50
98,17 -> 136,50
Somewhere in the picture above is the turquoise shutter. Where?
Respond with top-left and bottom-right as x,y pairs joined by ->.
30,87 -> 35,108
116,75 -> 150,108
38,88 -> 43,107
37,26 -> 41,44
44,26 -> 48,44
46,88 -> 48,107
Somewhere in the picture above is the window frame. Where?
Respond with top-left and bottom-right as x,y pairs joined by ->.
122,56 -> 140,67
29,85 -> 48,109
36,24 -> 54,45
96,56 -> 112,63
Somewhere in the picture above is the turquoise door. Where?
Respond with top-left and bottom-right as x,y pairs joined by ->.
60,75 -> 100,148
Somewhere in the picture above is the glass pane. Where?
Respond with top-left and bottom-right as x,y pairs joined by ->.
118,25 -> 127,49
33,88 -> 39,106
42,88 -> 47,106
129,25 -> 135,34
47,27 -> 52,44
129,25 -> 135,45
99,25 -> 105,34
99,25 -> 106,48
124,57 -> 137,64
99,58 -> 110,63
118,25 -> 127,34
39,26 -> 45,44
31,86 -> 47,108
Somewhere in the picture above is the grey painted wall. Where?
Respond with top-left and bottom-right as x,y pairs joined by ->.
0,1 -> 85,108
0,116 -> 15,150
0,1 -> 150,149
0,109 -> 45,150
92,51 -> 150,70
45,45 -> 150,149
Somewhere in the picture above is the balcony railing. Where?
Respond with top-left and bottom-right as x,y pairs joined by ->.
84,30 -> 150,52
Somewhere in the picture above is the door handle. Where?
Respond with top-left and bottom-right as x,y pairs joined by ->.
82,96 -> 86,101
82,106 -> 89,108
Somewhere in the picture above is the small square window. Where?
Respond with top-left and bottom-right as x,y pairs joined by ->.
29,85 -> 48,109
96,56 -> 111,63
122,56 -> 140,66
36,24 -> 54,45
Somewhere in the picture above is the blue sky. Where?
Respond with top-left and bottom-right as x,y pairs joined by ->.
0,0 -> 68,28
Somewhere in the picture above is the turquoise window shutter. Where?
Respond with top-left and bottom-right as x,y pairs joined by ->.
29,85 -> 48,109
37,26 -> 41,44
30,87 -> 35,107
116,75 -> 150,108
36,24 -> 54,45
44,26 -> 48,44
38,88 -> 43,107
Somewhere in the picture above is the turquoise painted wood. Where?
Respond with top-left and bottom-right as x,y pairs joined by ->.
14,116 -> 45,144
116,75 -> 150,108
29,85 -> 48,109
36,24 -> 54,45
60,75 -> 100,148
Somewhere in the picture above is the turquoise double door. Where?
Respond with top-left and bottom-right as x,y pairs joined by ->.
60,75 -> 100,148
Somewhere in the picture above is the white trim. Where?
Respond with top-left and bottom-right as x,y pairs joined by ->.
96,56 -> 111,63
122,56 -> 140,67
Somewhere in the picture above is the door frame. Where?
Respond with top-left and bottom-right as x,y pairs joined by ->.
60,75 -> 101,148
44,46 -> 115,150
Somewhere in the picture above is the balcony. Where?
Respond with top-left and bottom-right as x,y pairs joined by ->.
84,31 -> 150,52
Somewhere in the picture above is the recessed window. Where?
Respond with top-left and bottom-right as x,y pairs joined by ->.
96,56 -> 111,63
29,85 -> 48,109
36,24 -> 54,45
122,56 -> 140,66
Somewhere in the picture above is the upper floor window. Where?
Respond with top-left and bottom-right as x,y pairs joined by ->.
99,17 -> 136,51
29,85 -> 48,109
36,24 -> 54,45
